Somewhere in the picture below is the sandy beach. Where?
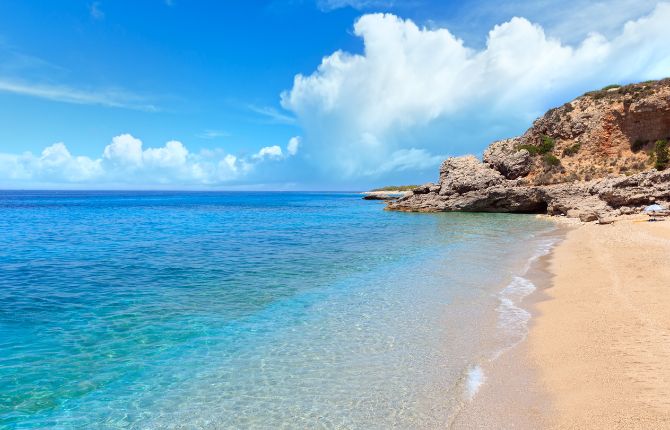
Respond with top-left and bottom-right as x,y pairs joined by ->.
529,218 -> 670,428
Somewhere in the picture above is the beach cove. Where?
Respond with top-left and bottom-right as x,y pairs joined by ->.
457,217 -> 670,429
0,191 -> 559,428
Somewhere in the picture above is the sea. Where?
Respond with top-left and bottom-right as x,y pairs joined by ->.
0,191 -> 559,429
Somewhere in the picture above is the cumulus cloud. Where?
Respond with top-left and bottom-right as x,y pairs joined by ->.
251,137 -> 301,162
281,4 -> 670,177
287,136 -> 300,156
0,134 -> 292,187
254,145 -> 284,160
103,134 -> 144,166
476,0 -> 661,43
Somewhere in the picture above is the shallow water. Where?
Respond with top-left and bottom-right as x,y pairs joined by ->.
0,191 -> 556,428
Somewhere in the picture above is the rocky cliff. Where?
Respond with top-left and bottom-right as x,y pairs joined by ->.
387,79 -> 670,221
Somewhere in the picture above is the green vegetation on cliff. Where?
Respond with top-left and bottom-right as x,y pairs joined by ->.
518,135 -> 555,156
654,140 -> 669,170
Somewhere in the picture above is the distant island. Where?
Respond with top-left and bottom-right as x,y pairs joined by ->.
362,185 -> 418,200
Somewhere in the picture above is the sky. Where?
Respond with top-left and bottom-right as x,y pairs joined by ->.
0,0 -> 669,190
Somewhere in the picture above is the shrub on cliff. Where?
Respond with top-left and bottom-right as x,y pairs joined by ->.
518,135 -> 555,156
543,153 -> 561,167
539,135 -> 556,153
562,143 -> 581,156
654,140 -> 669,170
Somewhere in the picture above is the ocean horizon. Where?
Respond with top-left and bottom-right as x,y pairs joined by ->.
0,191 -> 558,428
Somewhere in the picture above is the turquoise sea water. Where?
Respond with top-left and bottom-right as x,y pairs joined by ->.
0,191 -> 557,429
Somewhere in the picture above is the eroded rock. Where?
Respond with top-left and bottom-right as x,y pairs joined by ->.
438,156 -> 504,195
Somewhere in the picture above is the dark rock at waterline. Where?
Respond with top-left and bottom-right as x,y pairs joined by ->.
362,192 -> 407,201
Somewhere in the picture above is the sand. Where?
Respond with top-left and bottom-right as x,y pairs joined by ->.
529,218 -> 670,429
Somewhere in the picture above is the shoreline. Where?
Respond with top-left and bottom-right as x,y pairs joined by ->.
453,222 -> 564,429
459,216 -> 670,428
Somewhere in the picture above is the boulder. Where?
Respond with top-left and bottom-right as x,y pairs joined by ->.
438,156 -> 504,195
411,183 -> 433,194
483,138 -> 532,179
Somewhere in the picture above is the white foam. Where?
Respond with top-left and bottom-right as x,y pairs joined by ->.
465,365 -> 486,399
501,275 -> 536,299
492,275 -> 537,361
496,235 -> 559,349
521,237 -> 557,275
462,236 -> 560,404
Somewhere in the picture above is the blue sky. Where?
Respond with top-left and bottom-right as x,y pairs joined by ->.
0,0 -> 668,189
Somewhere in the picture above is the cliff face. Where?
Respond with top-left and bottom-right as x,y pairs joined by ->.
515,79 -> 670,183
387,79 -> 670,221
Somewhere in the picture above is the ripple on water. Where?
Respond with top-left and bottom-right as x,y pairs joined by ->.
0,192 -> 558,428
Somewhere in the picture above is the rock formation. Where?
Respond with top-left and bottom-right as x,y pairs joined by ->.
387,79 -> 670,221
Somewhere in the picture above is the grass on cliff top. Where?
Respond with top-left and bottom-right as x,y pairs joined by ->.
370,185 -> 420,191
583,78 -> 669,99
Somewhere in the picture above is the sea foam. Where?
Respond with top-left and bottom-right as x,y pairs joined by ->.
465,365 -> 486,399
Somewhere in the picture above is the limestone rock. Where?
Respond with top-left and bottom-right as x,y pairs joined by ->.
483,138 -> 532,179
386,79 -> 670,220
411,183 -> 433,194
438,156 -> 504,195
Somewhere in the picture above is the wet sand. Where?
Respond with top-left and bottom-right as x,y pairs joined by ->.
455,217 -> 670,429
452,237 -> 556,429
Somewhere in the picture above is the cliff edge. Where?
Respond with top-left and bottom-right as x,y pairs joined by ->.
387,79 -> 670,221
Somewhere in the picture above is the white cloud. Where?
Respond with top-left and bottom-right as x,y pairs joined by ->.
281,4 -> 670,177
250,136 -> 302,162
196,129 -> 230,139
367,148 -> 444,175
103,134 -> 143,166
287,136 -> 300,156
144,140 -> 189,168
0,143 -> 103,183
0,134 -> 292,187
467,0 -> 661,43
254,145 -> 284,160
0,78 -> 157,111
247,105 -> 297,124
0,43 -> 156,111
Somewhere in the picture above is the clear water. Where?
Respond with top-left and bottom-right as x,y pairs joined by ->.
0,191 -> 557,429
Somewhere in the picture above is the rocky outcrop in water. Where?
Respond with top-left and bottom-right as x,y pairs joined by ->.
387,79 -> 670,221
362,191 -> 409,200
